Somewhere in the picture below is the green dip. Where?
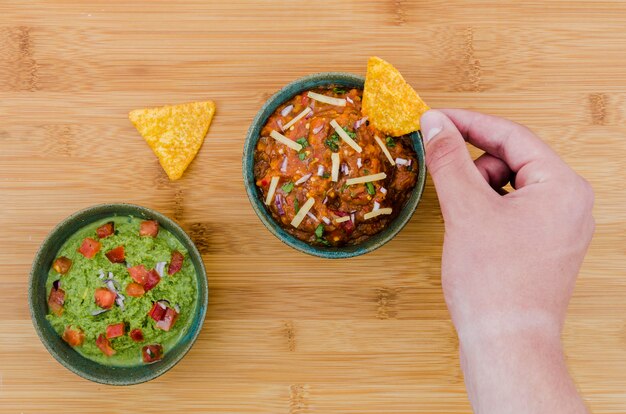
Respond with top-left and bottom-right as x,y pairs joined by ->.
45,216 -> 197,366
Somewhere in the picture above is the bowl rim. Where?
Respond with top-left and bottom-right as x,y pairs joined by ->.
28,203 -> 209,385
242,72 -> 426,259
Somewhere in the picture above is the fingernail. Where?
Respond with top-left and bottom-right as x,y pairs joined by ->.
420,110 -> 444,143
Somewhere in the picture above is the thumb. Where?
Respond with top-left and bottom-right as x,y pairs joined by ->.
420,110 -> 488,214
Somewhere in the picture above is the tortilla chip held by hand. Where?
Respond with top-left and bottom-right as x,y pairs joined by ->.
129,101 -> 216,180
362,56 -> 429,136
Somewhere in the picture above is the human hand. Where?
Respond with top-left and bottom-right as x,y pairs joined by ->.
420,109 -> 594,413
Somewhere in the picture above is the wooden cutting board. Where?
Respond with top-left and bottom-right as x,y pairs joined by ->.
1,1 -> 625,412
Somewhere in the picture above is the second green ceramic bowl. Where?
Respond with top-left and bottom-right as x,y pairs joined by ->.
29,203 -> 208,385
242,72 -> 426,259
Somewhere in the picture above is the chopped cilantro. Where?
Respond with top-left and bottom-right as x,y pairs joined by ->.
315,224 -> 324,238
281,182 -> 294,194
296,137 -> 309,148
298,152 -> 306,161
344,127 -> 357,139
322,172 -> 331,179
317,237 -> 331,246
341,183 -> 349,191
325,133 -> 340,152
294,198 -> 299,213
386,136 -> 396,148
333,87 -> 347,94
366,182 -> 375,195
363,169 -> 370,175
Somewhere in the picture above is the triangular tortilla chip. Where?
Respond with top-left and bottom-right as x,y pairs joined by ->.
129,101 -> 216,180
362,56 -> 429,136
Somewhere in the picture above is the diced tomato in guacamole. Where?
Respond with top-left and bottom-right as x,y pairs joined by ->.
128,265 -> 148,285
142,344 -> 163,363
156,307 -> 179,332
106,323 -> 125,339
125,282 -> 145,297
78,237 -> 101,259
139,220 -> 159,237
63,326 -> 85,347
96,221 -> 115,238
168,251 -> 184,275
94,287 -> 116,309
130,329 -> 144,342
52,257 -> 72,274
148,302 -> 167,321
96,334 -> 116,357
105,246 -> 125,263
144,269 -> 160,291
47,285 -> 65,316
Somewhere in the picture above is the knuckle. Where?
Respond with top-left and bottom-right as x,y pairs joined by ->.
426,134 -> 466,175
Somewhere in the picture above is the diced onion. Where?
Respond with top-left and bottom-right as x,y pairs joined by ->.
280,157 -> 288,173
331,153 -> 340,182
335,216 -> 350,224
277,119 -> 284,131
380,187 -> 387,194
290,198 -> 315,228
374,135 -> 396,165
395,157 -> 409,166
317,165 -> 325,176
322,216 -> 331,225
313,124 -> 324,134
355,117 -> 368,129
307,91 -> 346,107
295,173 -> 312,185
270,130 -> 303,151
373,201 -> 380,211
364,208 -> 392,220
330,119 -> 362,153
356,158 -> 362,168
155,261 -> 167,277
346,172 -> 386,186
282,107 -> 312,130
280,104 -> 293,117
350,212 -> 356,224
346,96 -> 354,104
264,176 -> 280,205
306,212 -> 319,222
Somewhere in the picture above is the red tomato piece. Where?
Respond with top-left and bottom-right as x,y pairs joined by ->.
96,221 -> 115,238
125,282 -> 145,297
62,326 -> 85,347
105,245 -> 125,263
52,256 -> 72,274
127,265 -> 149,285
148,302 -> 167,321
77,237 -> 101,259
48,285 -> 65,316
130,329 -> 144,342
155,307 -> 179,332
142,344 -> 163,363
94,287 -> 116,309
144,269 -> 160,291
106,323 -> 125,339
96,333 -> 116,357
139,220 -> 159,237
167,251 -> 184,275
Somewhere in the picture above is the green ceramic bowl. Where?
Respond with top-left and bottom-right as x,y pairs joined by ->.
242,72 -> 426,259
29,203 -> 208,385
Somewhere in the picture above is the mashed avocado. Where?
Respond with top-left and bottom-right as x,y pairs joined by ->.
45,216 -> 197,366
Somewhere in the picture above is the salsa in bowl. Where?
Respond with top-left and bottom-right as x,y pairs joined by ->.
243,73 -> 426,258
29,204 -> 208,385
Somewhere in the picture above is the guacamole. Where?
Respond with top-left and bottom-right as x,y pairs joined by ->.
45,215 -> 197,366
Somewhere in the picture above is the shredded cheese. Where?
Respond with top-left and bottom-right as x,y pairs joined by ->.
374,135 -> 396,166
330,119 -> 362,153
364,208 -> 392,220
269,130 -> 303,151
334,216 -> 351,224
290,197 -> 315,228
264,176 -> 280,205
345,172 -> 386,186
331,153 -> 340,182
307,91 -> 346,107
282,107 -> 312,130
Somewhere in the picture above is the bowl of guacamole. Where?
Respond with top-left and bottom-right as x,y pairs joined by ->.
29,204 -> 208,385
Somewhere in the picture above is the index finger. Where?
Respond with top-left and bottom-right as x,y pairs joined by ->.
439,109 -> 559,173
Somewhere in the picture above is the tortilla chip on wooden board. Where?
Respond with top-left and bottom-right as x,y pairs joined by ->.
362,56 -> 429,136
129,101 -> 216,180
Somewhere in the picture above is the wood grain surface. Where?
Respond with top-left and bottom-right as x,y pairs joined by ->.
1,1 -> 625,412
